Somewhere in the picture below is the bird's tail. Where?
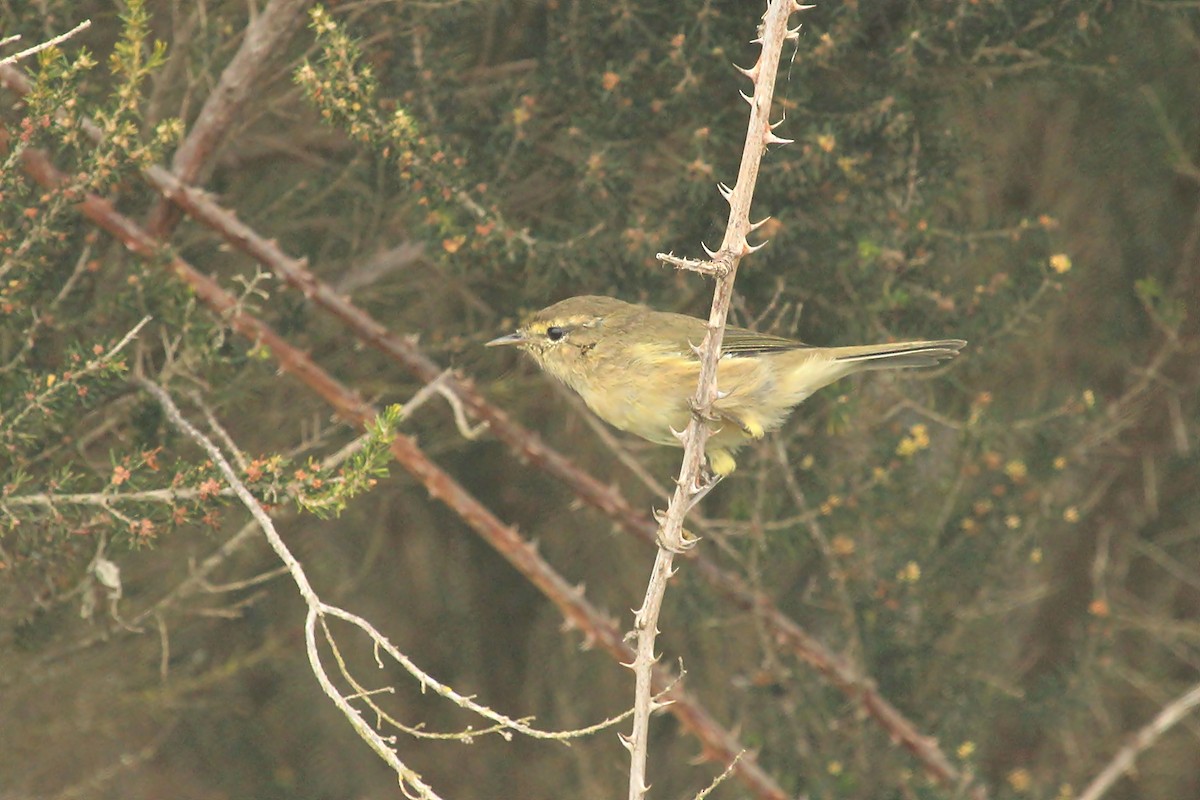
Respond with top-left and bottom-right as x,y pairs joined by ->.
828,339 -> 967,371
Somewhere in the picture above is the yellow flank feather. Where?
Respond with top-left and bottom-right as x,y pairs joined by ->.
488,295 -> 965,476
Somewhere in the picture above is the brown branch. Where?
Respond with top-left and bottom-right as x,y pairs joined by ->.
16,144 -> 789,800
143,0 -> 313,237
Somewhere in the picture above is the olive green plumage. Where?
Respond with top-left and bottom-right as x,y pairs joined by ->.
488,295 -> 965,475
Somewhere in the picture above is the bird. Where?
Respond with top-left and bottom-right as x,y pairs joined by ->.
488,295 -> 965,476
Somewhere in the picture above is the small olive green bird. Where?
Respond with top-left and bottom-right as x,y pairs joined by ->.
488,295 -> 965,476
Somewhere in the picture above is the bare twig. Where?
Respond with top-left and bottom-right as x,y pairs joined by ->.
1077,681 -> 1200,800
0,19 -> 92,67
693,751 -> 744,800
50,718 -> 177,800
656,251 -> 729,278
137,377 -> 445,799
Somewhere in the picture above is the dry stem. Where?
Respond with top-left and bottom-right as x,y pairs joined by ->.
138,378 -> 445,799
626,3 -> 806,799
0,19 -> 92,67
1077,680 -> 1200,800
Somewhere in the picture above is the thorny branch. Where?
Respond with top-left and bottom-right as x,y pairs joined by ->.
627,3 -> 807,799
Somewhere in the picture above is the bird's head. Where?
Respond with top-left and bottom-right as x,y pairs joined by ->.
486,295 -> 635,382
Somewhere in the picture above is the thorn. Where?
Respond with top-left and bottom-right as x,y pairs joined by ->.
701,241 -> 719,259
692,745 -> 724,765
743,239 -> 768,255
716,181 -> 733,201
766,132 -> 794,146
795,2 -> 817,10
685,471 -> 724,509
618,732 -> 635,752
770,115 -> 788,130
739,89 -> 754,106
786,24 -> 803,40
715,387 -> 731,400
733,62 -> 759,80
749,215 -> 772,231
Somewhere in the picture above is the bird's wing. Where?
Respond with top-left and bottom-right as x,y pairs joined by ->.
719,325 -> 810,356
642,312 -> 809,359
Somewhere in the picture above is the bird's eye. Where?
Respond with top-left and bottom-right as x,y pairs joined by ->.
546,326 -> 566,342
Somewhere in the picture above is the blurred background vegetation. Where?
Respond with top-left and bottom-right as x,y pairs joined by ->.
2,1 -> 1198,798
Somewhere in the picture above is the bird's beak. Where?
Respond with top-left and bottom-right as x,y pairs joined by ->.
485,332 -> 526,347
